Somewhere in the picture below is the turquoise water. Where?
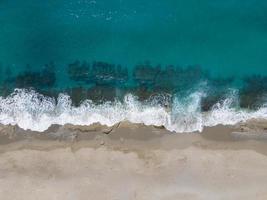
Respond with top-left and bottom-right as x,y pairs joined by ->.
0,0 -> 267,132
1,1 -> 267,75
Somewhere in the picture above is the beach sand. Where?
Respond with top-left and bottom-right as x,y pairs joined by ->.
0,121 -> 267,200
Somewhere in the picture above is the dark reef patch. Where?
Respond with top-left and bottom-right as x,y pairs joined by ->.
15,62 -> 56,89
0,61 -> 266,111
240,75 -> 267,109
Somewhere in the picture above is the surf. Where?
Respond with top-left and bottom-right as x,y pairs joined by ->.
0,89 -> 266,133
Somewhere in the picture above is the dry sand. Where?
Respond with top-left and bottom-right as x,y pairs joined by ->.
0,121 -> 267,200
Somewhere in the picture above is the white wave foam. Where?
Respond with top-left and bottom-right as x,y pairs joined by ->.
0,89 -> 266,132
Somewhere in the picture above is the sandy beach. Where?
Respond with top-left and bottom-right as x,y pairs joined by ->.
0,121 -> 267,200
2,0 -> 267,199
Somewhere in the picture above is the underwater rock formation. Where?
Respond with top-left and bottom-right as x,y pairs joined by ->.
240,75 -> 267,108
16,71 -> 41,88
15,63 -> 56,89
3,60 -> 267,112
91,61 -> 128,86
66,61 -> 208,97
91,61 -> 116,85
65,87 -> 89,106
41,62 -> 56,88
87,85 -> 124,102
67,61 -> 129,86
133,62 -> 161,88
64,85 -> 128,105
153,65 -> 207,93
153,65 -> 180,93
68,61 -> 90,82
115,64 -> 128,85
0,66 -> 14,96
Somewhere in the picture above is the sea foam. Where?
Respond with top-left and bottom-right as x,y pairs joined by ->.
0,89 -> 266,133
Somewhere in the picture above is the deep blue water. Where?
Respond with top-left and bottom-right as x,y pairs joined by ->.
0,0 -> 266,132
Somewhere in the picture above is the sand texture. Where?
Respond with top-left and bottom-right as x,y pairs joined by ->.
0,121 -> 266,200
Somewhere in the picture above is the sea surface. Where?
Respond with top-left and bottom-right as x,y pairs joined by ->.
0,0 -> 266,132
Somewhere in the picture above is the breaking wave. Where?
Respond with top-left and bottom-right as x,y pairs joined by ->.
0,89 -> 266,133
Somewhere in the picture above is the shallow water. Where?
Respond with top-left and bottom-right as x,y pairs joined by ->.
0,0 -> 266,132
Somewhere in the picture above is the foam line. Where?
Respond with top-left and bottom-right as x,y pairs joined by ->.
0,89 -> 266,132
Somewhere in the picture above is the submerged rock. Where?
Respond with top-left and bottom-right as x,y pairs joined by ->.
41,62 -> 56,88
68,60 -> 90,82
91,61 -> 128,86
154,65 -> 180,93
15,70 -> 42,88
92,61 -> 117,84
133,62 -> 161,88
240,75 -> 267,108
65,87 -> 89,106
67,60 -> 129,87
15,63 -> 56,90
154,65 -> 208,93
115,64 -> 129,85
87,85 -> 115,102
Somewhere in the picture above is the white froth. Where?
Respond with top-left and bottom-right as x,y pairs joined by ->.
0,89 -> 266,133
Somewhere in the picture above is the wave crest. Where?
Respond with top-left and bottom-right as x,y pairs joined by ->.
0,89 -> 266,133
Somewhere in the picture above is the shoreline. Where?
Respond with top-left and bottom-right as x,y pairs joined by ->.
0,120 -> 267,152
0,121 -> 267,199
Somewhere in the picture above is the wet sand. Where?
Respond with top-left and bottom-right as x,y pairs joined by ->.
0,121 -> 267,200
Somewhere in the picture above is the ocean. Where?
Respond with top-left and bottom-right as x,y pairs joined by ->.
0,0 -> 266,132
